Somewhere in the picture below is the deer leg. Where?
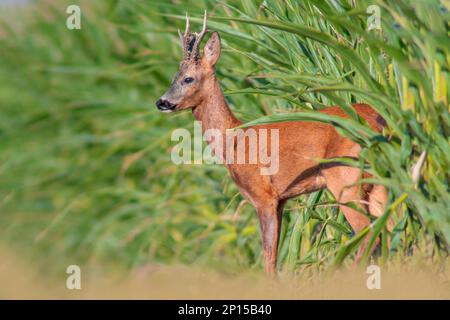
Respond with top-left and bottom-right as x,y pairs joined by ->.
256,200 -> 284,274
367,184 -> 393,252
322,166 -> 373,263
368,184 -> 392,229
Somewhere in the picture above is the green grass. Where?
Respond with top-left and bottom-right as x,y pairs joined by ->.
0,0 -> 448,276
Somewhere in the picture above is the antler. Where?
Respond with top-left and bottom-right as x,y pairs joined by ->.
180,11 -> 208,61
180,13 -> 194,59
191,11 -> 208,60
184,12 -> 190,36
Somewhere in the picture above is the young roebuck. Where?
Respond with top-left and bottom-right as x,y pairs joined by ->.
156,13 -> 388,274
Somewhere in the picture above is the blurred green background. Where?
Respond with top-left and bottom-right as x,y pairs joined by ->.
0,0 -> 448,277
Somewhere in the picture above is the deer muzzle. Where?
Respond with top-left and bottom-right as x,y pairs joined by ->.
156,98 -> 177,112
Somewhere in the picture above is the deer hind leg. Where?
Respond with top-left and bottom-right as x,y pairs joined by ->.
367,184 -> 394,253
321,165 -> 374,263
367,184 -> 389,226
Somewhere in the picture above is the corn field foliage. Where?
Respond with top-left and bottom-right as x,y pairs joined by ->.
0,0 -> 448,276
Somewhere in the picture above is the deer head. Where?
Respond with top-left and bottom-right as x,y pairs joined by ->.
156,12 -> 221,113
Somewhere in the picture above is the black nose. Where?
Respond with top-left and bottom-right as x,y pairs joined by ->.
156,99 -> 177,111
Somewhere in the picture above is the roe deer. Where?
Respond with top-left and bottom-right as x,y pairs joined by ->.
156,13 -> 388,274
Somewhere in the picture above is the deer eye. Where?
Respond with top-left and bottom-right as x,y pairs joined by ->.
183,77 -> 194,84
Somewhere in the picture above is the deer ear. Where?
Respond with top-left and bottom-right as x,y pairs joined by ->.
203,32 -> 221,67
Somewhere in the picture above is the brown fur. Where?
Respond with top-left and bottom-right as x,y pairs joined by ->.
157,30 -> 388,274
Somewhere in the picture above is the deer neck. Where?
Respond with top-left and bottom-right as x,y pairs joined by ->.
192,77 -> 241,133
